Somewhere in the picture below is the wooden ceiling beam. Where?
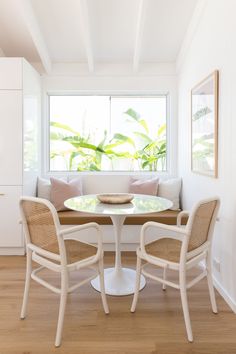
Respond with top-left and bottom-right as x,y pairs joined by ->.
78,0 -> 94,73
133,0 -> 148,72
0,47 -> 5,57
21,0 -> 52,74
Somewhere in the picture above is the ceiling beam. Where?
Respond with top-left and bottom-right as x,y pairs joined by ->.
0,47 -> 5,57
133,0 -> 148,72
21,0 -> 52,74
78,0 -> 94,73
176,0 -> 207,73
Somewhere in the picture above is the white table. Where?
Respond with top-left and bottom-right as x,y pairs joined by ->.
64,194 -> 173,296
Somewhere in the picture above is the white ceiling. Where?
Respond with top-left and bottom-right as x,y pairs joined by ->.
0,0 -> 198,73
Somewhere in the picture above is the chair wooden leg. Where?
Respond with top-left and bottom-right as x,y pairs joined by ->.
179,269 -> 193,342
162,267 -> 167,291
20,249 -> 32,319
98,259 -> 109,314
55,272 -> 68,347
131,256 -> 142,313
206,253 -> 218,313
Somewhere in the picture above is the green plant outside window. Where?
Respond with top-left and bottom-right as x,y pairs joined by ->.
49,96 -> 167,172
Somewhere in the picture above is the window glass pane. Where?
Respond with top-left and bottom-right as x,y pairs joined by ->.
110,97 -> 166,171
49,95 -> 167,172
50,96 -> 110,171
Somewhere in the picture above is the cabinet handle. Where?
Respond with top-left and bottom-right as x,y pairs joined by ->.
0,193 -> 5,196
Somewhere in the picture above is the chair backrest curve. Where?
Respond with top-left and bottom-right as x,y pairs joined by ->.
20,197 -> 61,255
187,197 -> 220,252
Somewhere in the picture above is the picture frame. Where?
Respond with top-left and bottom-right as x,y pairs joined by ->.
191,70 -> 219,178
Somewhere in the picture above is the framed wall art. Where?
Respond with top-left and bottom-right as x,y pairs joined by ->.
191,70 -> 219,178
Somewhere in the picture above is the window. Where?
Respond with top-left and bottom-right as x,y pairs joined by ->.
49,95 -> 167,172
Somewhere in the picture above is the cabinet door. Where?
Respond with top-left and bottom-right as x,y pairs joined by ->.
0,91 -> 23,185
0,186 -> 23,247
0,58 -> 22,89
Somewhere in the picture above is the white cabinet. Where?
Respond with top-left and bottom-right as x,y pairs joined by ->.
0,187 -> 23,248
0,91 -> 23,185
0,58 -> 22,89
0,58 -> 41,255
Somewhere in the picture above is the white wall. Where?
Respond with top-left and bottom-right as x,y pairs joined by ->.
178,0 -> 236,310
41,64 -> 178,179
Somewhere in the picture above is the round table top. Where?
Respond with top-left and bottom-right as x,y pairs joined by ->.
64,194 -> 173,216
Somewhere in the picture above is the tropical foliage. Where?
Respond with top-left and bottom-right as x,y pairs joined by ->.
192,105 -> 214,169
50,108 -> 166,171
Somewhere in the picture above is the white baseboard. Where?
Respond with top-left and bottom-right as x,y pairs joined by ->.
213,275 -> 236,314
199,260 -> 236,314
0,247 -> 25,255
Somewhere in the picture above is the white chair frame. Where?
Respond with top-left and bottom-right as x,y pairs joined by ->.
131,197 -> 220,342
19,196 -> 109,347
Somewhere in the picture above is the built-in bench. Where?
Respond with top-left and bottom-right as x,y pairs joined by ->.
38,175 -> 185,249
58,210 -> 188,226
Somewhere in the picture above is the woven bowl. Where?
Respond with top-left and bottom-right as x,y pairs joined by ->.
97,193 -> 134,204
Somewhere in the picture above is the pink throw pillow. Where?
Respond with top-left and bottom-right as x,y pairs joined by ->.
50,177 -> 82,211
129,177 -> 159,196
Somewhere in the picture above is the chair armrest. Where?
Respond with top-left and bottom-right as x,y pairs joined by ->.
177,210 -> 189,227
140,221 -> 189,255
141,221 -> 189,235
59,222 -> 100,236
59,222 -> 103,251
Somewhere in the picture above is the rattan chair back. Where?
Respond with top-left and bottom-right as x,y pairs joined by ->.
188,199 -> 218,252
21,200 -> 59,254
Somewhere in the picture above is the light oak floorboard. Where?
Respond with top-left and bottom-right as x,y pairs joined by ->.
0,252 -> 235,354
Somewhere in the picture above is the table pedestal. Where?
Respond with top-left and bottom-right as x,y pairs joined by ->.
91,215 -> 146,296
91,267 -> 145,296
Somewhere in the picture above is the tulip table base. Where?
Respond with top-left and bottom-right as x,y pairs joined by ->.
91,214 -> 145,296
91,267 -> 146,296
64,194 -> 173,297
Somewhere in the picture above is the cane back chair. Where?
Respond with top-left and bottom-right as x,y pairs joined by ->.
131,197 -> 220,342
19,196 -> 109,347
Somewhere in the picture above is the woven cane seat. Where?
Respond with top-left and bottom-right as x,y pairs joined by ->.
145,238 -> 182,263
145,200 -> 218,263
44,239 -> 98,264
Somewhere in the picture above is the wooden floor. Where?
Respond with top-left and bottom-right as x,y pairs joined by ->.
0,252 -> 236,354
